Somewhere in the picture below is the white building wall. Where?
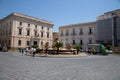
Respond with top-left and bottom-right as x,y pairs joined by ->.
59,22 -> 96,50
0,13 -> 53,48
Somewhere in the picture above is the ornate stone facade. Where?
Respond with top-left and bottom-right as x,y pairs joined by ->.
0,13 -> 54,48
59,21 -> 96,50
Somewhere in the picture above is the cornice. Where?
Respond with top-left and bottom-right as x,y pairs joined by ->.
59,21 -> 96,29
0,12 -> 54,26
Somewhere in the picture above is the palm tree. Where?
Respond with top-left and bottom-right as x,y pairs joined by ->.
75,45 -> 81,54
32,45 -> 38,48
54,42 -> 63,55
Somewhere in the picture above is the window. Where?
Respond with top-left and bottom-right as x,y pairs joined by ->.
42,26 -> 43,29
89,28 -> 92,34
89,38 -> 92,44
41,32 -> 43,37
66,38 -> 68,42
61,30 -> 64,36
66,29 -> 69,36
34,31 -> 37,37
19,22 -> 22,25
6,29 -> 8,35
18,29 -> 22,35
73,40 -> 75,45
80,28 -> 83,34
47,32 -> 49,38
55,36 -> 58,41
41,42 -> 43,46
111,13 -> 115,15
80,40 -> 83,45
26,41 -> 30,46
8,40 -> 10,45
18,40 -> 21,46
27,30 -> 30,36
7,22 -> 8,27
33,41 -> 37,45
73,29 -> 75,34
35,25 -> 37,28
72,28 -> 76,35
10,21 -> 12,25
28,24 -> 30,27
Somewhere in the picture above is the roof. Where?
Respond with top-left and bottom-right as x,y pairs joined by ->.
97,9 -> 120,19
105,9 -> 120,14
0,12 -> 54,25
59,21 -> 96,28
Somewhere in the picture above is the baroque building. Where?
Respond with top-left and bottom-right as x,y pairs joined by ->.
0,13 -> 54,48
53,32 -> 59,44
59,21 -> 96,50
96,9 -> 120,46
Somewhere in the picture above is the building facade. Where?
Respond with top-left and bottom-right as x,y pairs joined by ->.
96,9 -> 120,46
0,13 -> 54,48
59,21 -> 96,50
53,32 -> 59,44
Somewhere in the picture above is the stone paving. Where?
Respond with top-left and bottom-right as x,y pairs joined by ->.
0,52 -> 120,80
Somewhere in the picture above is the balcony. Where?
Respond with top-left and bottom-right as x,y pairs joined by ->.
17,26 -> 22,29
71,33 -> 77,36
34,28 -> 38,31
79,32 -> 83,35
65,33 -> 69,36
88,32 -> 93,35
26,27 -> 30,30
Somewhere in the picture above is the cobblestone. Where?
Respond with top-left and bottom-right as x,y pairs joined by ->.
0,52 -> 120,80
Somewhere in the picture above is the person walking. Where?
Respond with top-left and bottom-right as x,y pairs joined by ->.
45,48 -> 48,56
33,48 -> 36,57
44,42 -> 49,56
21,48 -> 24,54
88,48 -> 91,55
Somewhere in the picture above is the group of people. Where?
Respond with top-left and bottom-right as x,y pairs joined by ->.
21,47 -> 48,57
87,48 -> 96,55
21,47 -> 36,57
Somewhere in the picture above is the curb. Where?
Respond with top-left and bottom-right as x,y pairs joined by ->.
26,53 -> 88,58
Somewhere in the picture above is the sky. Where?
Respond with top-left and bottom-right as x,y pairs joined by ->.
0,0 -> 120,32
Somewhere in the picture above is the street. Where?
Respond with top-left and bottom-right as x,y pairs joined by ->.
0,52 -> 120,80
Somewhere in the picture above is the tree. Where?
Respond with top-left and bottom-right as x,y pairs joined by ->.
75,45 -> 81,54
44,42 -> 49,56
54,42 -> 63,54
32,45 -> 38,48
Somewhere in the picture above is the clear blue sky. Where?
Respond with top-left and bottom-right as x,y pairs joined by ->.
0,0 -> 120,32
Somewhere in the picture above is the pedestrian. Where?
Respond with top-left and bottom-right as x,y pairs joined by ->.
45,48 -> 48,56
21,48 -> 24,54
33,48 -> 36,57
44,42 -> 49,56
30,48 -> 34,54
26,47 -> 29,53
88,48 -> 91,55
